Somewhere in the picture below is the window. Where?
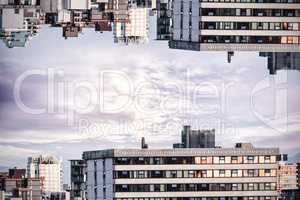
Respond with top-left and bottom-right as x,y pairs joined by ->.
257,22 -> 263,30
137,171 -> 145,178
160,184 -> 165,192
249,169 -> 255,177
154,184 -> 160,192
264,169 -> 271,176
232,183 -> 238,191
264,156 -> 271,163
219,156 -> 225,164
188,170 -> 194,178
177,170 -> 182,178
219,170 -> 225,177
201,157 -> 207,164
153,157 -> 161,164
232,169 -> 238,177
224,22 -> 231,30
265,183 -> 271,190
220,183 -> 226,191
271,183 -> 276,190
171,171 -> 177,178
247,156 -> 254,163
231,156 -> 238,164
248,183 -> 254,190
195,157 -> 201,164
188,183 -> 196,191
152,171 -> 163,178
121,184 -> 128,192
275,23 -> 281,30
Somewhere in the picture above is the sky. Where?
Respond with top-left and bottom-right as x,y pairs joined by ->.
0,25 -> 300,184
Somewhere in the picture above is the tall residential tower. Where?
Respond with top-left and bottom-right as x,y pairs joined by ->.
27,155 -> 63,194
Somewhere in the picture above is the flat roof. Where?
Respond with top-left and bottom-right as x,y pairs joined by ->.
82,147 -> 280,160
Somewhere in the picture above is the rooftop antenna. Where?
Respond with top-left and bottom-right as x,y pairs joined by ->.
227,51 -> 234,63
141,137 -> 148,149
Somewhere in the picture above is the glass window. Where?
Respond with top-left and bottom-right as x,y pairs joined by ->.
232,183 -> 238,191
249,183 -> 254,190
247,169 -> 255,177
219,156 -> 225,163
247,156 -> 254,163
188,170 -> 194,178
195,157 -> 201,164
231,156 -> 238,164
201,157 -> 207,164
264,169 -> 271,176
171,171 -> 177,178
177,170 -> 182,178
271,183 -> 276,190
232,169 -> 238,177
265,183 -> 271,190
219,170 -> 225,177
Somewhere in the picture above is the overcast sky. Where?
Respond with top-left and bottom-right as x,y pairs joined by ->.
0,25 -> 300,183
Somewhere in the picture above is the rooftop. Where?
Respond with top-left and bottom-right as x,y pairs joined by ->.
82,143 -> 280,160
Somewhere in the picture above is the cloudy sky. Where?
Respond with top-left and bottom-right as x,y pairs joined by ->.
0,24 -> 300,183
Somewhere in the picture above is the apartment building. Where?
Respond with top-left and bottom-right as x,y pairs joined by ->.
0,168 -> 42,200
114,7 -> 149,44
277,163 -> 300,199
82,143 -> 281,200
169,0 -> 300,52
278,163 -> 298,191
0,7 -> 25,31
0,5 -> 41,47
4,178 -> 43,200
27,155 -> 63,194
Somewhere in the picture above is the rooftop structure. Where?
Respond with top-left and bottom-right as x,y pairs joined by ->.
173,125 -> 215,148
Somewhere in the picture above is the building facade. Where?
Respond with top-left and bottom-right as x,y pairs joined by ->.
0,168 -> 42,200
4,178 -> 42,200
0,4 -> 41,48
83,143 -> 280,200
278,163 -> 298,191
155,0 -> 172,40
27,155 -> 63,194
169,0 -> 300,52
63,0 -> 91,10
114,7 -> 150,44
70,159 -> 86,200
